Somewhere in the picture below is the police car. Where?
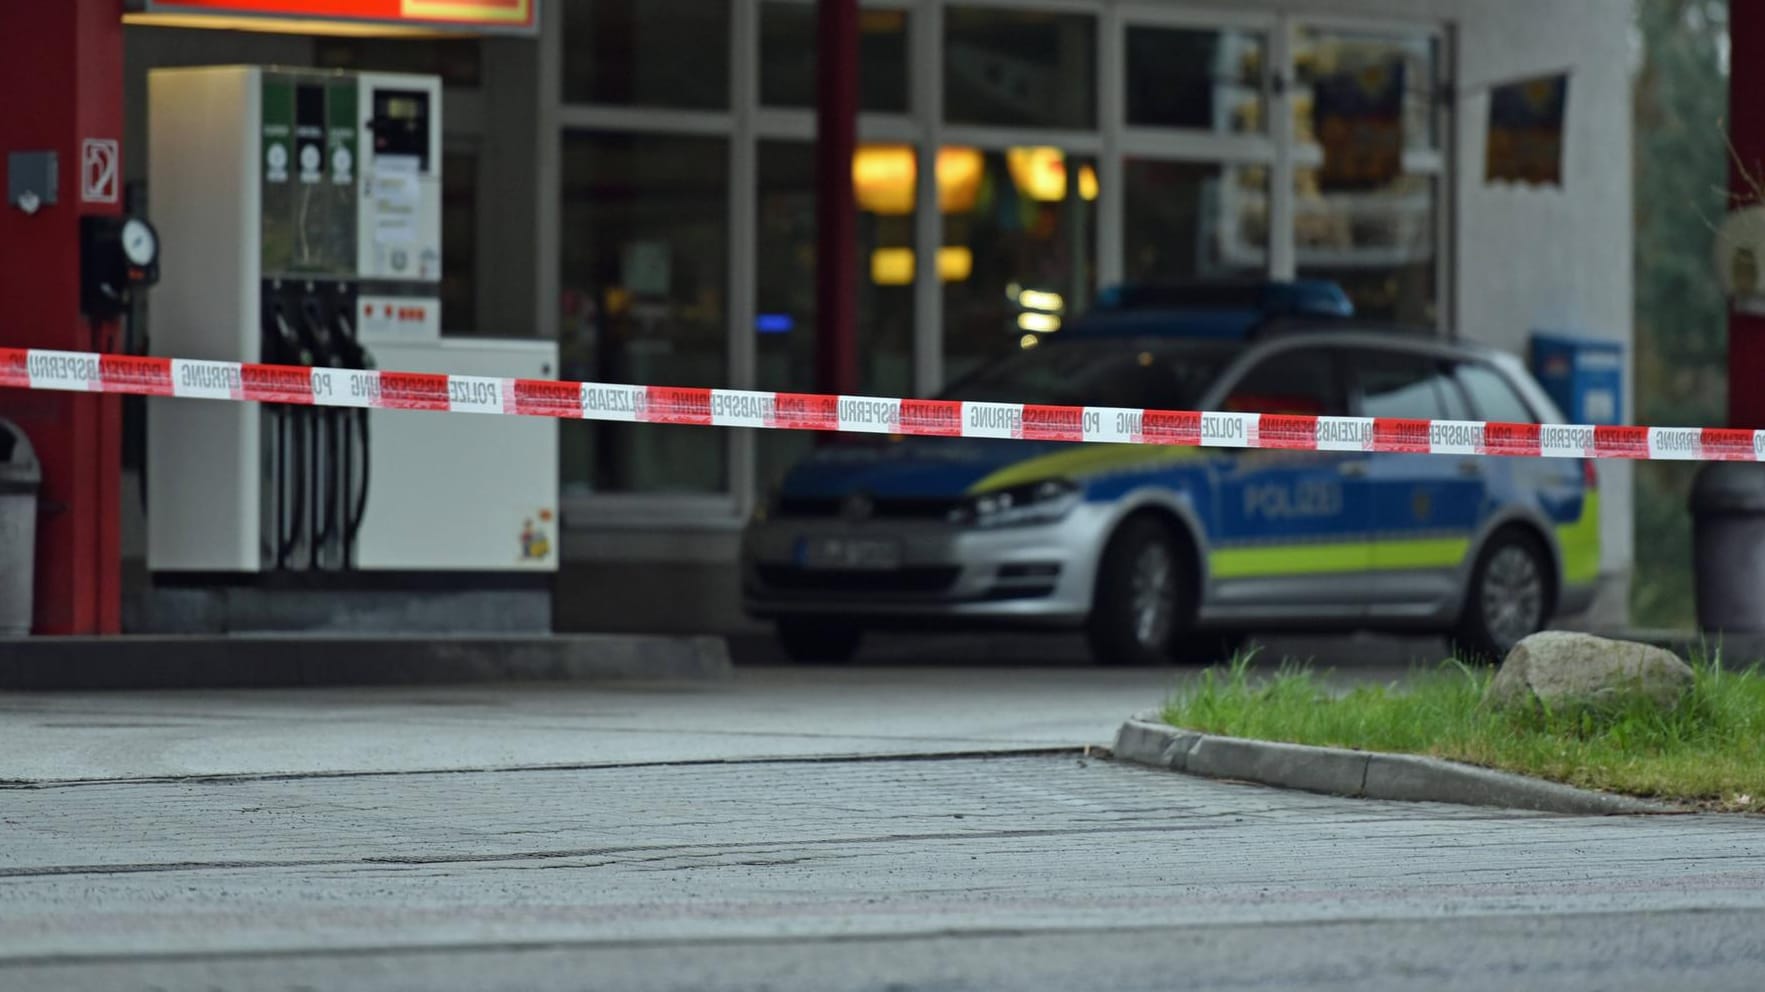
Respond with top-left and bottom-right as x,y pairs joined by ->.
740,281 -> 1599,666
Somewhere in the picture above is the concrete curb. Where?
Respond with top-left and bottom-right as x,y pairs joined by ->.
0,634 -> 734,690
1112,712 -> 1679,815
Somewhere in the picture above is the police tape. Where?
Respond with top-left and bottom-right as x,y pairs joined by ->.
2,345 -> 1758,462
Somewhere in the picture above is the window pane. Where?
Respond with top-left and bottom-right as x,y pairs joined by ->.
941,338 -> 1236,409
1224,348 -> 1345,416
562,0 -> 730,109
760,3 -> 910,113
1456,363 -> 1537,423
1295,169 -> 1436,325
942,147 -> 1098,384
558,131 -> 729,494
1123,160 -> 1268,284
440,149 -> 477,334
1352,351 -> 1447,420
1293,27 -> 1438,157
1126,25 -> 1265,133
754,141 -> 917,491
945,7 -> 1096,129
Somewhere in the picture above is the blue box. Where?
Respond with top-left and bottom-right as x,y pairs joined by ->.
1529,332 -> 1624,425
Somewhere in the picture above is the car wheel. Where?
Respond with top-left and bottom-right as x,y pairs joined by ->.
1087,516 -> 1192,667
1455,530 -> 1552,664
776,620 -> 863,664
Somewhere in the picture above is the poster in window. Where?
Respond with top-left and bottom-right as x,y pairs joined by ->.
1486,73 -> 1569,186
1311,60 -> 1405,191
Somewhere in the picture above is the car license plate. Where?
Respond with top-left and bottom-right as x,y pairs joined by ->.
797,536 -> 902,570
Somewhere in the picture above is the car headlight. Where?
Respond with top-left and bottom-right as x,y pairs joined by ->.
949,478 -> 1081,528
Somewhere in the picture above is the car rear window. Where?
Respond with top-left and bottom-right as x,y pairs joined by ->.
939,338 -> 1239,410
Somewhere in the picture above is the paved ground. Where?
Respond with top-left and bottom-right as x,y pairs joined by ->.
0,635 -> 1428,783
1,648 -> 1761,990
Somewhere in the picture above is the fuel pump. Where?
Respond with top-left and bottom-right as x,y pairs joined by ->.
146,67 -> 440,576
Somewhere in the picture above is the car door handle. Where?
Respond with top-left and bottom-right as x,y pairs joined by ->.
1338,461 -> 1368,478
1458,459 -> 1482,477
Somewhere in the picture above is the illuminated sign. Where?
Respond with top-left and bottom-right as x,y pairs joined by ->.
128,0 -> 537,34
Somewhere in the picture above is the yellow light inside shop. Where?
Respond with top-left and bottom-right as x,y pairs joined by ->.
1017,289 -> 1064,314
854,146 -> 917,216
1019,334 -> 1041,350
937,246 -> 973,282
853,146 -> 986,216
1007,146 -> 1069,203
936,148 -> 984,213
871,247 -> 915,286
1017,312 -> 1062,334
867,246 -> 975,285
1079,164 -> 1100,201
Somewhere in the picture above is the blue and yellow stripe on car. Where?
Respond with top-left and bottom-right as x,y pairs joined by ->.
1556,492 -> 1600,585
1208,536 -> 1472,579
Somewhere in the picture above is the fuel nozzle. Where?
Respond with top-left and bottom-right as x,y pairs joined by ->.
273,307 -> 311,366
329,306 -> 373,371
300,294 -> 339,367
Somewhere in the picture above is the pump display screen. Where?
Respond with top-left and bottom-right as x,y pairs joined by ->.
382,96 -> 423,121
371,89 -> 430,170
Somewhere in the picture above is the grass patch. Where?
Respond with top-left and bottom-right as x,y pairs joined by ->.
1162,650 -> 1765,812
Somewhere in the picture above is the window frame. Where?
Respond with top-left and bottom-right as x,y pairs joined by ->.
1283,13 -> 1454,333
543,1 -> 1457,532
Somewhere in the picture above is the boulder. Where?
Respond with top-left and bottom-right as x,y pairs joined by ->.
1484,631 -> 1694,712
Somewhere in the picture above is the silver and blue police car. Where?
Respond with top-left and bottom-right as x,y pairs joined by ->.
740,281 -> 1600,666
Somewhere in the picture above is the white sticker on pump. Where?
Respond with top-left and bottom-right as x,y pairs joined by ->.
371,155 -> 420,205
356,297 -> 439,342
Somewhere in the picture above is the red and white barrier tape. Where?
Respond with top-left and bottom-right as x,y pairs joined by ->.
2,346 -> 1756,462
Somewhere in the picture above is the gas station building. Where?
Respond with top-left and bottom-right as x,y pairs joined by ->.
1,0 -> 1655,635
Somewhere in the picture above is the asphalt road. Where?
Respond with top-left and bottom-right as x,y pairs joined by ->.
2,655 -> 1761,991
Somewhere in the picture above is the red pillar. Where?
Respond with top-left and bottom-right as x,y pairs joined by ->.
1731,1 -> 1765,428
814,0 -> 858,397
0,0 -> 124,634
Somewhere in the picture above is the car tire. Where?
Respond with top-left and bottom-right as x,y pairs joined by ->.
1454,529 -> 1553,665
776,620 -> 863,664
1087,515 -> 1193,667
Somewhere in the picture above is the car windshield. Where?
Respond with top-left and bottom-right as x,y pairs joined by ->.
938,338 -> 1239,410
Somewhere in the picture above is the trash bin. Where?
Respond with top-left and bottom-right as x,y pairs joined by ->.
1691,461 -> 1765,633
0,418 -> 41,636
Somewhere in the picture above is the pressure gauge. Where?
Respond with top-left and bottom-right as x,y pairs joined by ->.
121,217 -> 159,269
80,214 -> 161,319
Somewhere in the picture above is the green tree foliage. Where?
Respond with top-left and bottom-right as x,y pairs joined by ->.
1631,0 -> 1729,627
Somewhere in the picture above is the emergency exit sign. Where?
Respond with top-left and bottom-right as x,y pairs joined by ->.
129,0 -> 536,34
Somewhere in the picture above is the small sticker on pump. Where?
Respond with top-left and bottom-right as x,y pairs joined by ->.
356,296 -> 439,342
